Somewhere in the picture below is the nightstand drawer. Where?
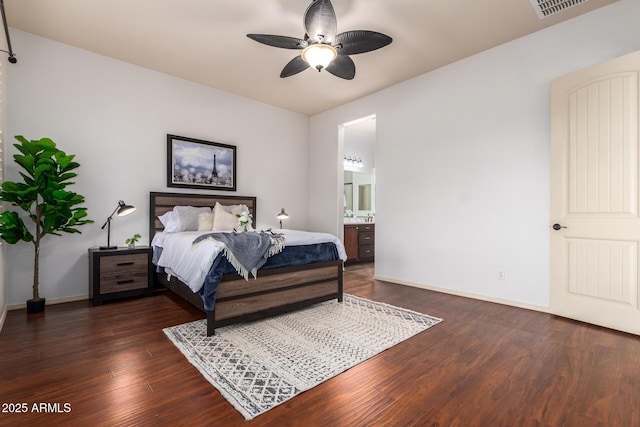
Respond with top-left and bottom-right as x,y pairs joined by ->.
99,253 -> 148,275
100,271 -> 149,293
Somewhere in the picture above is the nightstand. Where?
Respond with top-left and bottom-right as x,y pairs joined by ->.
89,246 -> 153,305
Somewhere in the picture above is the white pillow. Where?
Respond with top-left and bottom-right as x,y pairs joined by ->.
225,204 -> 254,230
174,206 -> 212,231
158,211 -> 179,233
197,212 -> 215,231
223,204 -> 249,214
212,202 -> 240,231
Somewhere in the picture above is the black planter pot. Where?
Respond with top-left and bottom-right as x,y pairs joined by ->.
26,298 -> 46,313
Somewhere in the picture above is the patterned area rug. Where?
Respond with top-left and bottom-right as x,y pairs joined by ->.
163,294 -> 442,420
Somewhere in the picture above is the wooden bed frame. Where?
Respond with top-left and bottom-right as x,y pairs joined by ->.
149,191 -> 343,335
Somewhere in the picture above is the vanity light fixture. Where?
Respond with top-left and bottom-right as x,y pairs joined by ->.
276,208 -> 289,229
100,200 -> 136,249
343,156 -> 363,168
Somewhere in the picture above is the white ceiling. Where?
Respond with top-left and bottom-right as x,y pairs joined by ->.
5,0 -> 618,116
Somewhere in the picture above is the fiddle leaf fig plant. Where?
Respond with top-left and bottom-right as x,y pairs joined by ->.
0,136 -> 93,303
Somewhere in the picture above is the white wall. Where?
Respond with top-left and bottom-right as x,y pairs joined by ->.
309,0 -> 640,308
5,30 -> 310,305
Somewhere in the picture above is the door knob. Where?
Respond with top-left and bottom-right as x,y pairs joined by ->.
552,224 -> 567,230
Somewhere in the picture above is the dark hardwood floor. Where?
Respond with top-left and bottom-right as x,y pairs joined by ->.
1,264 -> 640,426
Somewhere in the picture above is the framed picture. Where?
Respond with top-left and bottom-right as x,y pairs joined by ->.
167,134 -> 236,191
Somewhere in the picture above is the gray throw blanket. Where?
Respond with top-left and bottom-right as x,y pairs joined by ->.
193,231 -> 285,280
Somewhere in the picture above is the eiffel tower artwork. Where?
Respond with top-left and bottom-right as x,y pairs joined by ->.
167,134 -> 236,191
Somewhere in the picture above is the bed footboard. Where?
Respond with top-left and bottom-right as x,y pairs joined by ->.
157,260 -> 343,335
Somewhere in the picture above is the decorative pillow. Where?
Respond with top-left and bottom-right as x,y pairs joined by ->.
223,204 -> 249,215
158,210 -> 179,233
224,204 -> 254,230
212,202 -> 240,231
174,206 -> 212,231
197,212 -> 215,231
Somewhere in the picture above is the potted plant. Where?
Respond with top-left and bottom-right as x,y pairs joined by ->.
0,136 -> 93,313
125,233 -> 141,249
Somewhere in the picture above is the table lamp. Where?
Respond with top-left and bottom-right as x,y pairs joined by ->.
276,208 -> 289,229
100,200 -> 136,249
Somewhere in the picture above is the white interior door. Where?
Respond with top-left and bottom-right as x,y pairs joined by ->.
550,50 -> 640,335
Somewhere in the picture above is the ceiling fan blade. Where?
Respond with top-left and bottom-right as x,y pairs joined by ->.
280,56 -> 311,78
325,54 -> 355,80
304,0 -> 337,44
247,34 -> 307,50
335,30 -> 393,55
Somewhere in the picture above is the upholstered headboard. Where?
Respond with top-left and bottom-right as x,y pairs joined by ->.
149,191 -> 257,243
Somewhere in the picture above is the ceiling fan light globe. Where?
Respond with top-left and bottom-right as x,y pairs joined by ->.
301,44 -> 337,71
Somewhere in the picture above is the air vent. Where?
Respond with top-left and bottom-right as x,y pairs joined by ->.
529,0 -> 591,18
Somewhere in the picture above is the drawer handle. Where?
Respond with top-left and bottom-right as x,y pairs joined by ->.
117,279 -> 135,285
116,262 -> 135,266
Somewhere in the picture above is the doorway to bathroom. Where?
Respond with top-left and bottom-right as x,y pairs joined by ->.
341,115 -> 376,264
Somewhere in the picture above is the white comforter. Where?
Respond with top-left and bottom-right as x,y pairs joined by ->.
151,229 -> 347,293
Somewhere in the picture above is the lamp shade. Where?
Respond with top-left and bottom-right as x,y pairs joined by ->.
277,208 -> 289,220
116,200 -> 136,216
301,44 -> 337,70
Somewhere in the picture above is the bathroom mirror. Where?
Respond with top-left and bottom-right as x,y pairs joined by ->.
359,184 -> 372,210
344,171 -> 374,217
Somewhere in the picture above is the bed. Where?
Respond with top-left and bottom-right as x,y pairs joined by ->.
149,191 -> 344,336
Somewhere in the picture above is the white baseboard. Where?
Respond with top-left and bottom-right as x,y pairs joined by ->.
373,275 -> 550,314
7,294 -> 89,311
0,305 -> 7,333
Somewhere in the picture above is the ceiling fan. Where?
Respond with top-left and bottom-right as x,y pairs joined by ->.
247,0 -> 392,80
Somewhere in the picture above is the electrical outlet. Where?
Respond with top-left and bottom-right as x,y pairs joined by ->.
498,270 -> 505,280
